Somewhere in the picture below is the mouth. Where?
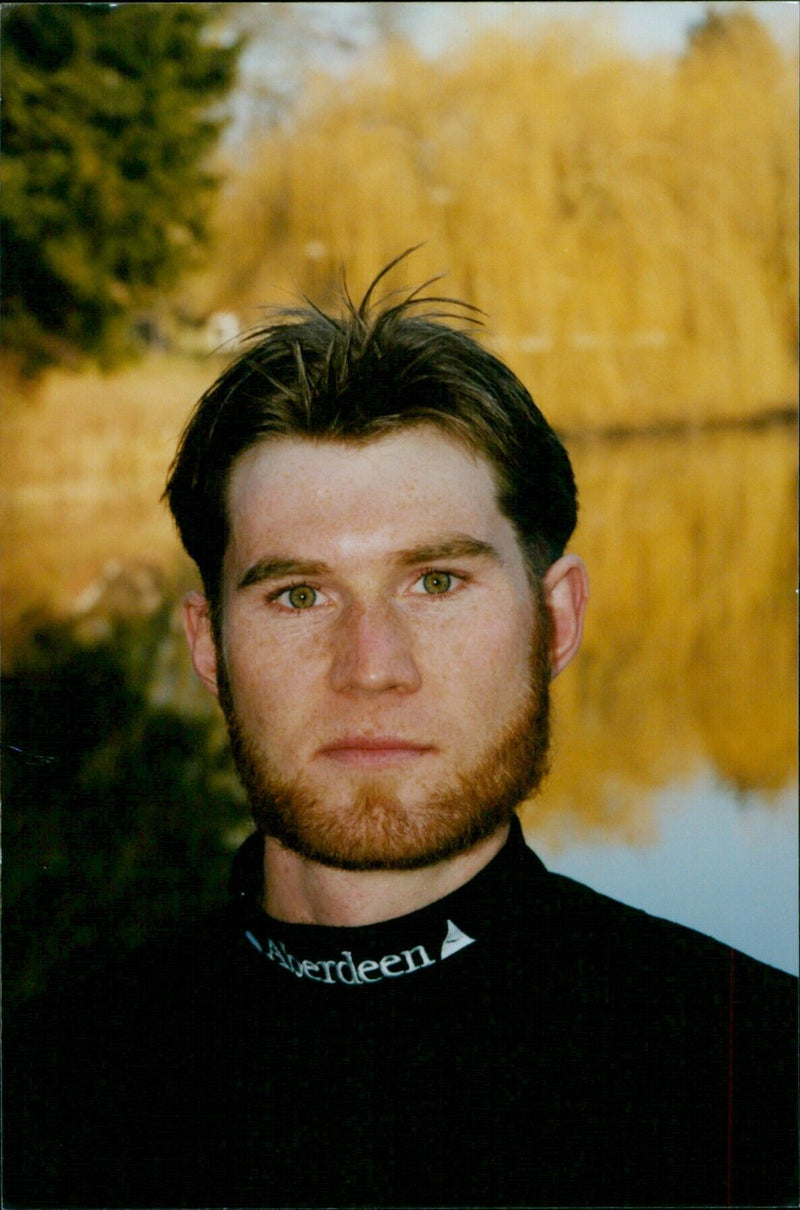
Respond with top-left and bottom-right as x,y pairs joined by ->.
318,737 -> 436,769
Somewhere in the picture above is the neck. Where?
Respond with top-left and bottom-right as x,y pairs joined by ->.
262,824 -> 511,927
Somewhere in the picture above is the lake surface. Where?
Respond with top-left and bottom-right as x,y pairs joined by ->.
519,421 -> 798,974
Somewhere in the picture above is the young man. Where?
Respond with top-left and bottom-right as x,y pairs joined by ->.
5,263 -> 797,1208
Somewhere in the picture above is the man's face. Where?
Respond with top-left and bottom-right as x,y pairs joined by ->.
209,426 -> 553,870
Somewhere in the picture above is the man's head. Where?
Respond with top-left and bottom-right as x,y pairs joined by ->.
165,258 -> 578,631
167,260 -> 588,871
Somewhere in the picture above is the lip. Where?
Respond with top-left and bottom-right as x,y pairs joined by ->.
318,737 -> 435,768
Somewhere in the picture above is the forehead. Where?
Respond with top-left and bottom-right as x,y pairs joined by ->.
224,427 -> 516,566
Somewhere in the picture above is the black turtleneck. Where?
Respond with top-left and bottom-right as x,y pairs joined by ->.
5,816 -> 797,1208
231,814 -> 542,992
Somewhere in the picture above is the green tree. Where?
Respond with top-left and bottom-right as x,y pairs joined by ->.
1,3 -> 242,370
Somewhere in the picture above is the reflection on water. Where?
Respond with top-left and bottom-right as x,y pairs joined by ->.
521,422 -> 797,831
519,422 -> 797,973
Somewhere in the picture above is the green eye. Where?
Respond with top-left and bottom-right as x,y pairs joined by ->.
421,571 -> 452,595
287,585 -> 317,609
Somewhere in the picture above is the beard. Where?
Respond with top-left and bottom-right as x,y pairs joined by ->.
217,620 -> 552,873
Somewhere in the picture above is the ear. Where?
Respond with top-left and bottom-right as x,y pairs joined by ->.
183,591 -> 220,698
542,554 -> 589,680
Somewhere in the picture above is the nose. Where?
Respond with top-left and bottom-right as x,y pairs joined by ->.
328,600 -> 422,694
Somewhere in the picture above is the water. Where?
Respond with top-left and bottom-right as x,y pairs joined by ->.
520,421 -> 798,975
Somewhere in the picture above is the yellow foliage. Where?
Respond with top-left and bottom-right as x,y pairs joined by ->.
199,14 -> 798,428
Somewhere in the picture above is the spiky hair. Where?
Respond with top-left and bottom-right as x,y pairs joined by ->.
165,250 -> 577,612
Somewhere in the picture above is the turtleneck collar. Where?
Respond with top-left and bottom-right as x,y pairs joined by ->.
230,815 -> 546,989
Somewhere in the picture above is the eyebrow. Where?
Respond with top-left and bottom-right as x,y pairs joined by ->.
237,534 -> 501,591
392,535 -> 501,568
238,558 -> 332,590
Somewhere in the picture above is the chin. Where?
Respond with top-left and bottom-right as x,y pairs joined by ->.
257,783 -> 518,872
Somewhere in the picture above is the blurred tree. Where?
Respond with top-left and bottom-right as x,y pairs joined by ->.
219,1 -> 408,141
1,3 -> 243,372
680,7 -> 799,355
2,594 -> 247,1008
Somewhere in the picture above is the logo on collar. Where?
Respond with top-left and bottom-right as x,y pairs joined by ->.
245,918 -> 476,986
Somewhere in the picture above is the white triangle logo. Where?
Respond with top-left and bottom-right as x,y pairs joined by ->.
440,919 -> 476,960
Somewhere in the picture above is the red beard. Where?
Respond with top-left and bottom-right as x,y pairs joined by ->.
218,623 -> 552,872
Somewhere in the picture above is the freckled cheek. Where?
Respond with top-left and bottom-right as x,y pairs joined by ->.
421,615 -> 533,715
459,653 -> 530,718
223,622 -> 329,724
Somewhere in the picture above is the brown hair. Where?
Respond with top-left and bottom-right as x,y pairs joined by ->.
165,254 -> 578,615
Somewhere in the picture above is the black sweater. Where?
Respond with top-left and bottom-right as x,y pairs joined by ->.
4,817 -> 797,1208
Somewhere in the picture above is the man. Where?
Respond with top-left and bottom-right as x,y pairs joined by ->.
4,260 -> 797,1208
